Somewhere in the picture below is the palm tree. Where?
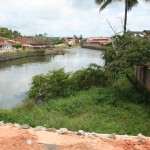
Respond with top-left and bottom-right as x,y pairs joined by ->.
95,0 -> 150,34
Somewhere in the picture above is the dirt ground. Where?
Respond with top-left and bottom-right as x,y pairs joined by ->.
0,126 -> 150,150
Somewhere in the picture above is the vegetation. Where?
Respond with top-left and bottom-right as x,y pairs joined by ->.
103,32 -> 150,90
0,28 -> 150,136
95,0 -> 150,34
0,85 -> 150,135
0,49 -> 61,62
28,64 -> 109,102
33,34 -> 65,45
0,27 -> 22,39
12,43 -> 22,49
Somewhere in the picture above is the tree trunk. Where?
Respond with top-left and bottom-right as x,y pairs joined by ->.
125,73 -> 140,91
124,0 -> 128,34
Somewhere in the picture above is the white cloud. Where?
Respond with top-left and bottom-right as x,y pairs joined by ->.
0,0 -> 149,37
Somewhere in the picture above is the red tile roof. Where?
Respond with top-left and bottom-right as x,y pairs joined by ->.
87,37 -> 112,44
17,37 -> 34,44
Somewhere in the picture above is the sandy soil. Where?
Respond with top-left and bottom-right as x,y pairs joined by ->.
0,125 -> 150,150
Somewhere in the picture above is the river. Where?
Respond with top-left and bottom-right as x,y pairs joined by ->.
0,48 -> 104,108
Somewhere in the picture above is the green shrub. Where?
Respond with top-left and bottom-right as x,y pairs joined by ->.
12,43 -> 22,49
72,63 -> 109,90
28,64 -> 109,103
28,68 -> 72,102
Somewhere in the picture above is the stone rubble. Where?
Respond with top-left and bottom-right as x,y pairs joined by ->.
34,126 -> 47,131
76,130 -> 86,136
0,121 -> 5,126
47,128 -> 57,132
108,133 -> 116,139
14,123 -> 21,128
0,120 -> 150,142
21,124 -> 30,129
59,128 -> 69,134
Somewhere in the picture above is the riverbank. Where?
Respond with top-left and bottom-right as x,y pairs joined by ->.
81,42 -> 106,50
0,87 -> 150,136
0,49 -> 65,62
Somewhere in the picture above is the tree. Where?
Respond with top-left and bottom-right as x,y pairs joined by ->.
0,27 -> 22,39
95,0 -> 150,34
12,43 -> 22,50
103,32 -> 150,89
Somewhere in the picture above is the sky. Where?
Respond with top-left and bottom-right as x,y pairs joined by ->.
0,0 -> 149,37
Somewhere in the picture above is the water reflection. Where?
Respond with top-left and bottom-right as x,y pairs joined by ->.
0,48 -> 104,108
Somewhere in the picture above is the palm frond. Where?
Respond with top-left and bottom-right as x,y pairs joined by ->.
96,0 -> 106,5
127,0 -> 138,11
100,0 -> 113,11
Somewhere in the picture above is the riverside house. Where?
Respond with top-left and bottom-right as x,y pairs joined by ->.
0,37 -> 15,50
65,35 -> 79,46
17,37 -> 53,50
131,30 -> 150,41
81,37 -> 112,50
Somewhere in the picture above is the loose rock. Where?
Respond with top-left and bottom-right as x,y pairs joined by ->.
137,133 -> 146,140
0,121 -> 5,126
34,126 -> 43,131
59,128 -> 68,134
91,132 -> 99,137
21,124 -> 30,129
14,123 -> 21,128
76,130 -> 86,136
108,133 -> 116,139
122,134 -> 132,141
47,128 -> 57,132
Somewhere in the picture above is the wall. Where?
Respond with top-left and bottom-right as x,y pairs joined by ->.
135,65 -> 150,91
81,42 -> 104,50
0,49 -> 65,62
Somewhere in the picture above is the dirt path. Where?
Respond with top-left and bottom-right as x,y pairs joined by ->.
0,125 -> 150,150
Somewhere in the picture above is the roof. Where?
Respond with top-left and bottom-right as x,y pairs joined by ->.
17,37 -> 34,44
143,30 -> 150,34
28,42 -> 52,46
130,31 -> 144,34
8,40 -> 20,44
87,37 -> 112,44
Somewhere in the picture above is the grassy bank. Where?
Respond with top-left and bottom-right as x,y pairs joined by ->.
0,49 -> 65,62
0,87 -> 150,136
55,44 -> 80,49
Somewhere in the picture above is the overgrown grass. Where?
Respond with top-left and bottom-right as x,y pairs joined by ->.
0,87 -> 150,136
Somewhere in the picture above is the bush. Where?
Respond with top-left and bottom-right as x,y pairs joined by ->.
28,64 -> 110,103
12,43 -> 22,49
28,68 -> 72,102
72,63 -> 109,90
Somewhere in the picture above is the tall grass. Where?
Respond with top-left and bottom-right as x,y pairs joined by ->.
0,87 -> 150,136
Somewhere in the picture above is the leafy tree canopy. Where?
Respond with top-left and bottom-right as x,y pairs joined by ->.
0,27 -> 22,39
103,32 -> 150,75
12,43 -> 22,49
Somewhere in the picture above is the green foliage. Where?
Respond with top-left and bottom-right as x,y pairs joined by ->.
28,64 -> 109,102
50,37 -> 64,45
0,27 -> 22,39
33,35 -> 64,45
113,76 -> 132,91
72,63 -> 110,90
12,43 -> 22,49
103,32 -> 150,76
28,69 -> 72,102
1,87 -> 150,135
